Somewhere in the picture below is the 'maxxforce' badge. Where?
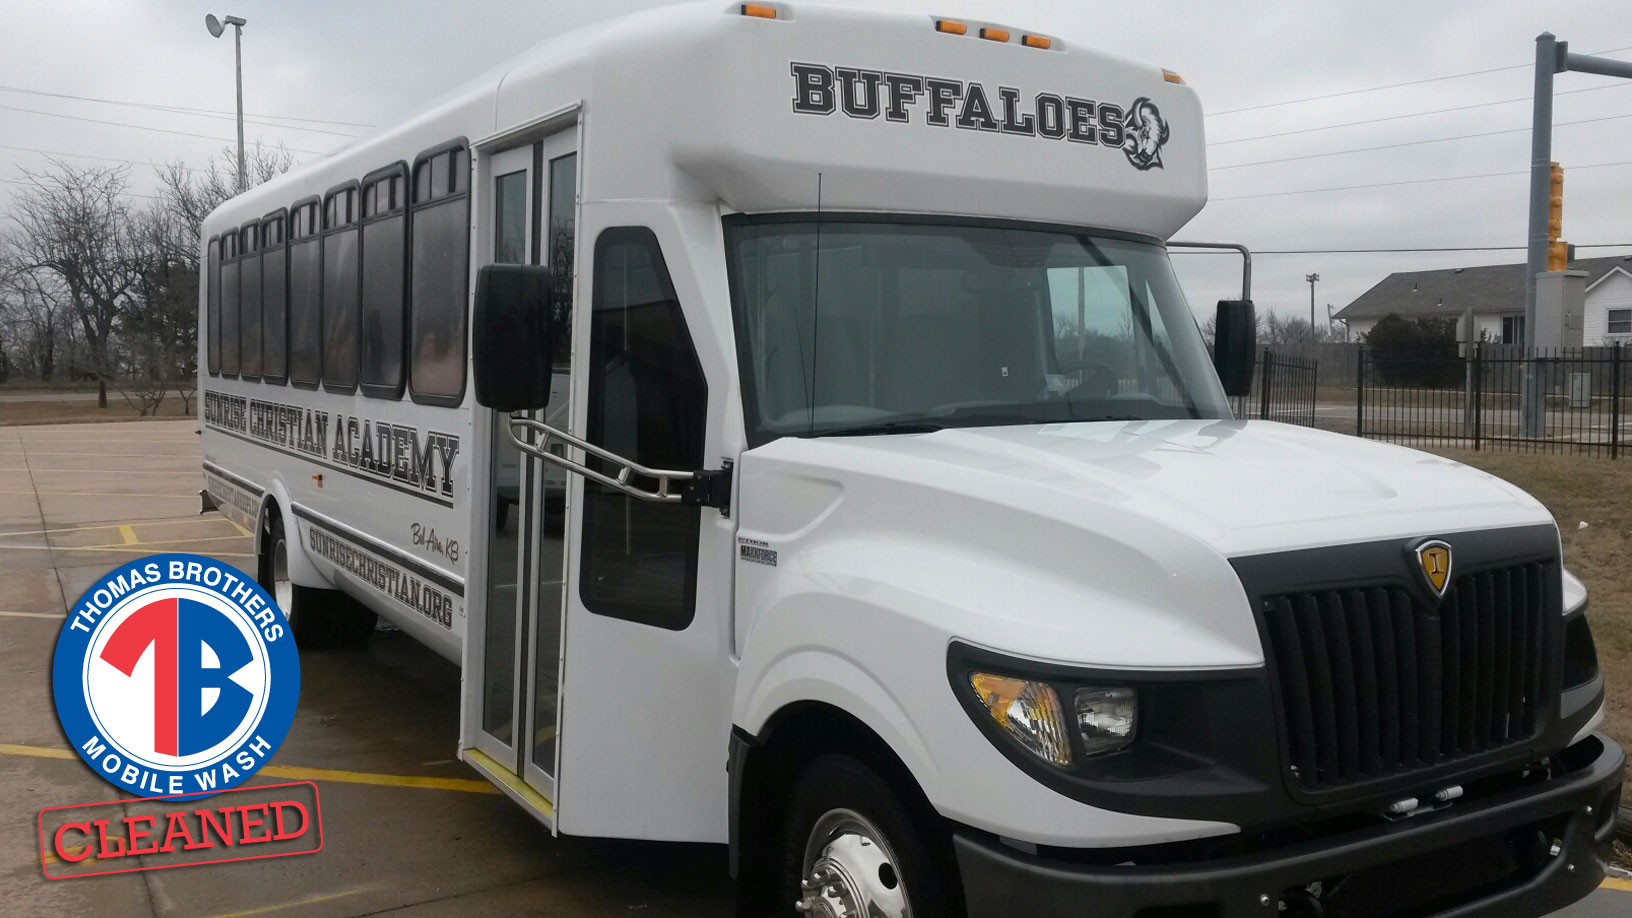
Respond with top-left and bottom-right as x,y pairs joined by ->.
52,554 -> 299,798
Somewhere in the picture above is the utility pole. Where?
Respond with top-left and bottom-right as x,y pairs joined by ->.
205,14 -> 249,192
1522,32 -> 1632,435
1305,273 -> 1320,341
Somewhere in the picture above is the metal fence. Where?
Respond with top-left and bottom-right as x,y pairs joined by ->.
1355,345 -> 1629,457
1232,349 -> 1319,426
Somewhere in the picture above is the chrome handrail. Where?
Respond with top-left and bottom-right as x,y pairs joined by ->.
505,413 -> 697,503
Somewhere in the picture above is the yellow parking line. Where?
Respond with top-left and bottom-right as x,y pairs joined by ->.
0,543 -> 253,558
0,611 -> 65,619
0,743 -> 500,795
0,517 -> 234,540
118,525 -> 139,546
227,517 -> 253,538
1605,876 -> 1632,892
205,888 -> 369,918
0,490 -> 192,499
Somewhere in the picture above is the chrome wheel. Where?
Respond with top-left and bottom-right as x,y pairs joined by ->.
271,535 -> 294,621
795,807 -> 911,918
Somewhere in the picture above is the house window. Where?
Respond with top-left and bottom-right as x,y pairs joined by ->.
1609,308 -> 1632,336
1501,315 -> 1526,346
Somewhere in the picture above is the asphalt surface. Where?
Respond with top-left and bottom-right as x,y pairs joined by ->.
0,418 -> 1626,917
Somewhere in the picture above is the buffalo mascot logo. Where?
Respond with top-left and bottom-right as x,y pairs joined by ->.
1121,97 -> 1170,171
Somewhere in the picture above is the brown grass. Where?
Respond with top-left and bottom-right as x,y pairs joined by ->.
0,398 -> 195,426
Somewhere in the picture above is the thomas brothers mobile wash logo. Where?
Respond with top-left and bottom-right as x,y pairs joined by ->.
790,63 -> 1171,171
52,554 -> 298,798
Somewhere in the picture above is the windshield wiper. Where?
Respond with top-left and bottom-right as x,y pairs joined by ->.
812,421 -> 945,438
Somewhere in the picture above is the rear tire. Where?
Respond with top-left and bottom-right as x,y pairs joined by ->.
261,514 -> 376,649
780,754 -> 957,918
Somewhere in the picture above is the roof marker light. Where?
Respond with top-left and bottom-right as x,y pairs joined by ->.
979,27 -> 1010,42
741,3 -> 777,18
1022,34 -> 1052,49
1162,69 -> 1185,84
936,19 -> 967,35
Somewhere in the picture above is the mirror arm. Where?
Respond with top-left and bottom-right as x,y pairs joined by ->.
506,414 -> 731,512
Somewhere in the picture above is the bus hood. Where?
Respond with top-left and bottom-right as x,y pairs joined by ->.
732,420 -> 1553,668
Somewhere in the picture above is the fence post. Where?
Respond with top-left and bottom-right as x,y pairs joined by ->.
1259,348 -> 1274,421
1612,343 -> 1624,460
1473,344 -> 1484,451
1356,347 -> 1366,438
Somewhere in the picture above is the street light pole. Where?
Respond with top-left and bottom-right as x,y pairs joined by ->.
206,14 -> 249,192
1306,273 -> 1320,339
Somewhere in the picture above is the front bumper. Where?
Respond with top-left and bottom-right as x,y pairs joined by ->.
957,734 -> 1624,918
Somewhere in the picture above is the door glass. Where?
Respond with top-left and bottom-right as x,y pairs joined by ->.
481,162 -> 531,746
531,152 -> 576,773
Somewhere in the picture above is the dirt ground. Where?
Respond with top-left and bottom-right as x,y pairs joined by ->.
0,398 -> 194,425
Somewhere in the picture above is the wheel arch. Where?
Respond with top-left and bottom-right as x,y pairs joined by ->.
255,483 -> 326,588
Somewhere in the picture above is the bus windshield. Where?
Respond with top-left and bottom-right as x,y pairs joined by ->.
725,218 -> 1232,445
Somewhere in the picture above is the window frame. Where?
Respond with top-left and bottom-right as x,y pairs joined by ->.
578,225 -> 708,632
1608,308 -> 1632,336
320,179 -> 363,395
359,161 -> 411,400
206,234 -> 221,376
287,196 -> 323,389
407,137 -> 472,408
260,208 -> 290,385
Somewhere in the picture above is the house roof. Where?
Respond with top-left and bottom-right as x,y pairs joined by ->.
1334,255 -> 1632,322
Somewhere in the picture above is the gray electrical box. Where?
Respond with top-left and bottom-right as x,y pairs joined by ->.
1534,270 -> 1587,350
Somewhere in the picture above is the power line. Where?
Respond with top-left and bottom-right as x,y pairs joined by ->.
1210,81 -> 1632,147
0,177 -> 160,201
0,143 -> 210,174
0,104 -> 324,155
1210,112 -> 1632,172
1207,45 -> 1632,117
0,84 -> 371,130
1212,157 -> 1632,201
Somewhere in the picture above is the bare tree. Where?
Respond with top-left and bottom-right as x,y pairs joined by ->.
6,162 -> 144,406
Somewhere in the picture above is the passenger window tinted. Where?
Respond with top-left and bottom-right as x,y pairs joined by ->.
290,204 -> 321,386
207,237 -> 221,375
409,145 -> 470,403
220,232 -> 240,376
239,225 -> 262,379
263,217 -> 287,383
580,227 -> 706,631
362,172 -> 406,396
322,190 -> 360,390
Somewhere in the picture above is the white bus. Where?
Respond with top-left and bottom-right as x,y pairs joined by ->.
199,4 -> 1621,916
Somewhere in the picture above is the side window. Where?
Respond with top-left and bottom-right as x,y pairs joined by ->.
239,221 -> 263,380
361,167 -> 407,397
220,230 -> 240,376
580,227 -> 707,631
262,214 -> 288,384
289,201 -> 323,387
206,236 -> 221,375
409,143 -> 471,404
322,185 -> 360,391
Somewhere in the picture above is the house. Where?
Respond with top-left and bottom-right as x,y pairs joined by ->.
1334,255 -> 1632,346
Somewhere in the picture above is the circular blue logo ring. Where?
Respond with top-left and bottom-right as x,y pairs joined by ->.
52,553 -> 300,798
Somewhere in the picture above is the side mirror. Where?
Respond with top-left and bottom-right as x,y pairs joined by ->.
1213,299 -> 1256,398
473,264 -> 556,412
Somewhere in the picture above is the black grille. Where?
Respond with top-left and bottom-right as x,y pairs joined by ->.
1261,563 -> 1548,792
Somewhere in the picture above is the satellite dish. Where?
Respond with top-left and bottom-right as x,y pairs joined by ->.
205,13 -> 224,38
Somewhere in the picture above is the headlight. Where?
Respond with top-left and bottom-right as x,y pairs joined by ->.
1074,687 -> 1138,756
968,672 -> 1073,766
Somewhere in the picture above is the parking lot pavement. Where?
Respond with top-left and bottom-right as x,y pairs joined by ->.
0,420 -> 733,918
1,419 -> 1626,918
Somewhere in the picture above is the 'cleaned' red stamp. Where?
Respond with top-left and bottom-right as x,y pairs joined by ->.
38,781 -> 322,879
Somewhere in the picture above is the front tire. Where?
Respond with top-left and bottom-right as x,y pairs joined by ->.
261,514 -> 376,649
780,755 -> 957,918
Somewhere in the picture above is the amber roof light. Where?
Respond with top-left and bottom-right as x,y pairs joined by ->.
935,19 -> 967,35
741,3 -> 777,19
1022,34 -> 1052,50
979,27 -> 1010,42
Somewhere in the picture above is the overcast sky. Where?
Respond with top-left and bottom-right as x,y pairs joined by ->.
2,0 -> 1630,324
